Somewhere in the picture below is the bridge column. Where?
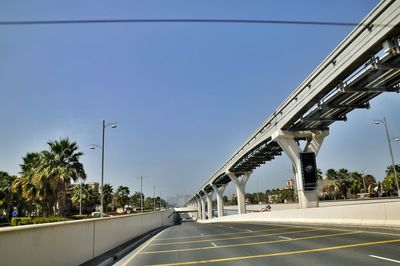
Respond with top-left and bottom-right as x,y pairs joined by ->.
190,199 -> 197,219
211,184 -> 227,218
203,190 -> 214,219
227,171 -> 252,215
273,130 -> 328,209
200,195 -> 206,220
195,196 -> 202,219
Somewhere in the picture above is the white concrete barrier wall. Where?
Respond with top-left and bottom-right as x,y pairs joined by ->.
200,201 -> 400,228
0,210 -> 173,266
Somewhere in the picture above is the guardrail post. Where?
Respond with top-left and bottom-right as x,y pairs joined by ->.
273,130 -> 328,208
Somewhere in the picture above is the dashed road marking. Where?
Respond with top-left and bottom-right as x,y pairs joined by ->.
246,229 -> 253,232
210,242 -> 217,247
200,233 -> 204,237
369,255 -> 400,264
154,226 -> 296,241
141,230 -> 361,254
147,238 -> 400,265
149,228 -> 321,246
278,236 -> 292,240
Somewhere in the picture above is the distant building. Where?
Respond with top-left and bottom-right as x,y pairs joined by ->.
87,182 -> 99,192
285,179 -> 294,190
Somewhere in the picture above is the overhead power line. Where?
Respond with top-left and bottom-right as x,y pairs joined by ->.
0,18 -> 366,27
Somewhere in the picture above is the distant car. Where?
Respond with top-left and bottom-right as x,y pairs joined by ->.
257,205 -> 271,212
91,212 -> 109,217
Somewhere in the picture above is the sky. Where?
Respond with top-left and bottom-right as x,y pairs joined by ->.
1,0 -> 399,205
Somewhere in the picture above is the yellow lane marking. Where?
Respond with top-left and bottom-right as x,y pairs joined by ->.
141,230 -> 361,254
154,226 -> 296,241
360,230 -> 400,237
149,228 -> 322,246
147,238 -> 400,265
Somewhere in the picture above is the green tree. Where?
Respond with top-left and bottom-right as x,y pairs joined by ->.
14,152 -> 45,216
69,183 -> 99,214
37,138 -> 86,216
363,174 -> 376,193
116,186 -> 130,212
223,195 -> 228,204
0,171 -> 18,221
102,184 -> 114,211
383,164 -> 400,196
130,191 -> 144,209
349,172 -> 363,195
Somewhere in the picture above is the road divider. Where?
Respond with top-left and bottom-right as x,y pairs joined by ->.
0,210 -> 173,266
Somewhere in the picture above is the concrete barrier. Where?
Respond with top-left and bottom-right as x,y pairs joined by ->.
0,210 -> 173,266
200,201 -> 400,228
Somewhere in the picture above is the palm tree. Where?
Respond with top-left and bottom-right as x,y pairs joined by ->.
116,186 -> 130,212
383,164 -> 400,196
37,138 -> 86,216
14,152 -> 47,216
0,171 -> 18,221
102,184 -> 113,212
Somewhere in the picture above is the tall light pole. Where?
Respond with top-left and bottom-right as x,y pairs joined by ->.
159,191 -> 163,210
360,169 -> 367,193
90,120 -> 117,217
137,176 -> 146,213
374,117 -> 400,197
79,181 -> 82,215
153,185 -> 156,212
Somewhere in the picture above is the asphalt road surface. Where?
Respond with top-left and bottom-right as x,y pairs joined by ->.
116,221 -> 400,265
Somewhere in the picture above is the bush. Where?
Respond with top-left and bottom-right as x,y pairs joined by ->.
11,217 -> 70,226
70,215 -> 91,220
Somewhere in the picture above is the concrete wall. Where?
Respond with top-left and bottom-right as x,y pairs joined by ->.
224,198 -> 400,212
200,201 -> 400,228
0,210 -> 173,266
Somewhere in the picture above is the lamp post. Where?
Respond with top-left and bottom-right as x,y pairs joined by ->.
90,120 -> 117,217
137,176 -> 147,213
374,117 -> 400,197
79,181 -> 82,215
159,191 -> 163,210
153,185 -> 156,212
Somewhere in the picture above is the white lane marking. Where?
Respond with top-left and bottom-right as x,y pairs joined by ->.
278,236 -> 292,240
200,233 -> 204,237
246,229 -> 253,232
369,255 -> 400,264
229,227 -> 234,229
210,242 -> 217,247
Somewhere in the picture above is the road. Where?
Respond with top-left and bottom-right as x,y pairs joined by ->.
116,221 -> 400,265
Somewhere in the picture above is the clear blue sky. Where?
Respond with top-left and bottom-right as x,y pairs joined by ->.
1,0 -> 399,204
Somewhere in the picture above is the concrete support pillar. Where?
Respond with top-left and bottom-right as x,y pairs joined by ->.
200,196 -> 206,220
195,196 -> 201,219
203,190 -> 214,219
227,171 -> 252,215
211,184 -> 227,218
191,199 -> 197,219
273,130 -> 328,209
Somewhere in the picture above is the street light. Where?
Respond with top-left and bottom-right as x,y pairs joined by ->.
137,176 -> 147,213
79,181 -> 82,215
374,117 -> 400,197
90,120 -> 117,217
